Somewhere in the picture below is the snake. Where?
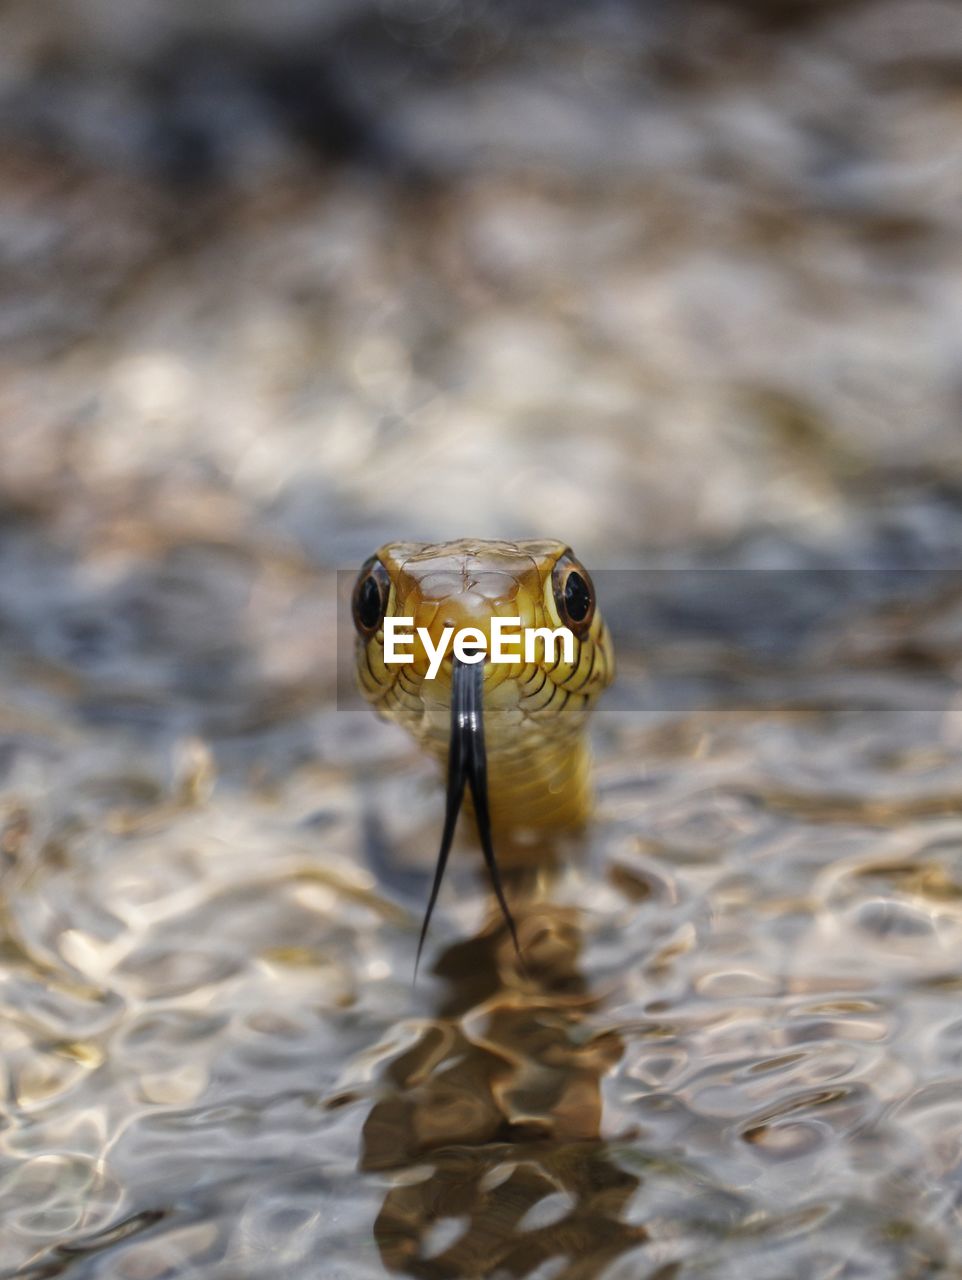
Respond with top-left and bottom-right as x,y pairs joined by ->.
351,538 -> 615,968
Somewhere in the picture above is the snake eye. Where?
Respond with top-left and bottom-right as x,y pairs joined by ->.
352,557 -> 390,637
551,551 -> 596,637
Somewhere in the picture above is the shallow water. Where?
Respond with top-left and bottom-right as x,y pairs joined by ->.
3,541 -> 962,1278
2,1 -> 962,1276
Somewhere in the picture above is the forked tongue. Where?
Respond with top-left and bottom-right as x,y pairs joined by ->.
414,655 -> 522,977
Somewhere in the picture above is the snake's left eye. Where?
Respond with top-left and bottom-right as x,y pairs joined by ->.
352,557 -> 390,637
552,551 -> 596,637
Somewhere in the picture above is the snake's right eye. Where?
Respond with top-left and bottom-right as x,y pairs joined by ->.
352,558 -> 390,637
551,550 -> 596,638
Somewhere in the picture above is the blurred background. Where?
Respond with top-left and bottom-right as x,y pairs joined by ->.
2,1 -> 962,1277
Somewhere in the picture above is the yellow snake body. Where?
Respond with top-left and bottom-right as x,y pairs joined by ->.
353,538 -> 614,958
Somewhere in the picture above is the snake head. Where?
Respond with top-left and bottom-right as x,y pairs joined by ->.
354,538 -> 612,720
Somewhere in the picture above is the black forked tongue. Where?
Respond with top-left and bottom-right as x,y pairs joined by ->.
414,656 -> 522,978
